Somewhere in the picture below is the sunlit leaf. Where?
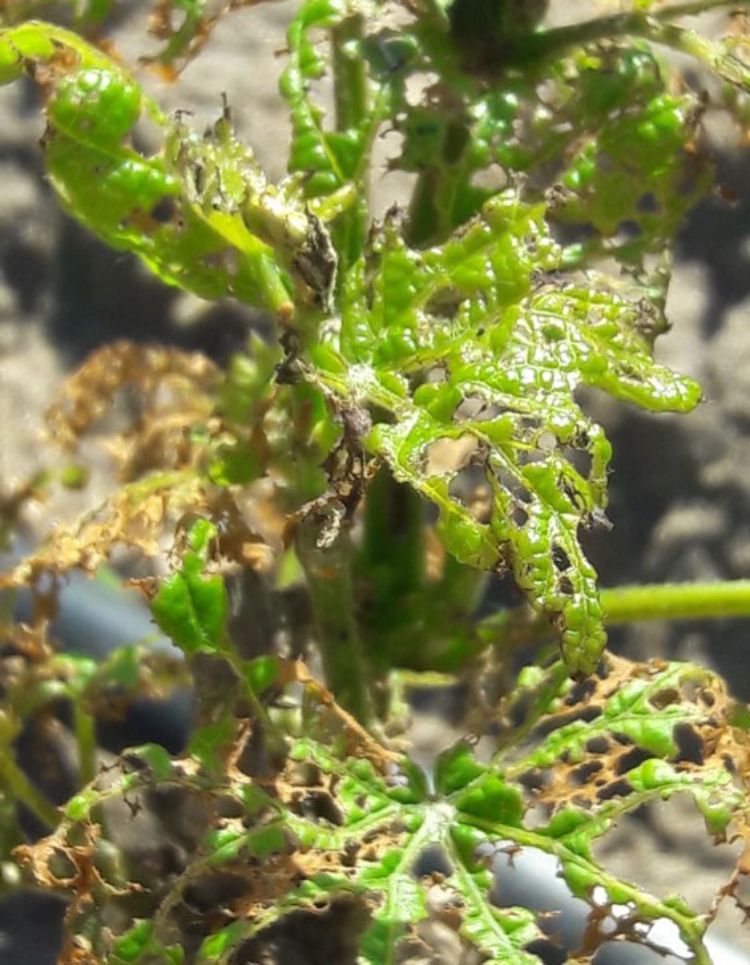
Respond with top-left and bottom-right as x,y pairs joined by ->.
308,190 -> 700,674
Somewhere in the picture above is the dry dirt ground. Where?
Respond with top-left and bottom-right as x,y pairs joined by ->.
2,2 -> 750,962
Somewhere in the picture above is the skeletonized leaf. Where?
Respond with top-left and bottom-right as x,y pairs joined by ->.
18,654 -> 750,964
310,191 -> 700,674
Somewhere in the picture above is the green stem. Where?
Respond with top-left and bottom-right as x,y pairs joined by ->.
600,579 -> 750,623
642,19 -> 750,88
358,469 -> 430,674
331,14 -> 369,269
406,168 -> 445,246
651,0 -> 749,17
0,754 -> 59,829
405,120 -> 472,247
478,579 -> 750,656
74,706 -> 97,786
361,469 -> 425,605
296,514 -> 375,726
332,14 -> 368,132
506,0 -> 750,66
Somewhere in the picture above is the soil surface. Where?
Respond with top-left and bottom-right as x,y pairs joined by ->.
2,2 -> 750,963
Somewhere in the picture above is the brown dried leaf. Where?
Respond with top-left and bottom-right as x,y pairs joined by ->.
0,472 -> 205,592
46,341 -> 219,479
1,477 -> 277,604
288,659 -> 401,769
0,472 -> 49,543
0,620 -> 52,663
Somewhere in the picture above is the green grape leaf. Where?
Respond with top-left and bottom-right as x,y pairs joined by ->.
0,22 -> 292,313
163,105 -> 352,312
18,654 -> 750,964
281,0 -> 375,198
556,88 -> 711,255
269,2 -> 716,677
279,0 -> 401,269
151,519 -> 230,656
307,189 -> 700,675
0,18 -> 731,678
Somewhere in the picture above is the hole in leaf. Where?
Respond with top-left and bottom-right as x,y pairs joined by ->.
237,897 -> 368,965
565,677 -> 597,706
551,544 -> 571,572
454,395 -> 492,421
413,844 -> 453,878
637,192 -> 660,213
495,465 -> 532,504
425,435 -> 479,476
404,70 -> 441,107
648,688 -> 680,711
679,678 -> 706,704
466,481 -> 493,522
561,444 -> 593,479
722,753 -> 736,775
215,794 -> 245,819
288,762 -> 322,788
615,219 -> 642,242
518,448 -> 547,466
150,196 -> 178,223
535,705 -> 601,737
47,849 -> 77,882
235,720 -> 281,779
518,768 -> 547,791
558,575 -> 574,595
524,939 -> 566,964
596,779 -> 633,801
616,746 -> 653,775
470,162 -> 508,192
183,872 -> 250,914
512,504 -> 529,527
585,736 -> 610,755
538,430 -> 557,452
290,790 -> 344,825
424,286 -> 464,319
674,723 -> 704,765
570,760 -> 603,786
699,689 -> 716,708
448,465 -> 492,520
